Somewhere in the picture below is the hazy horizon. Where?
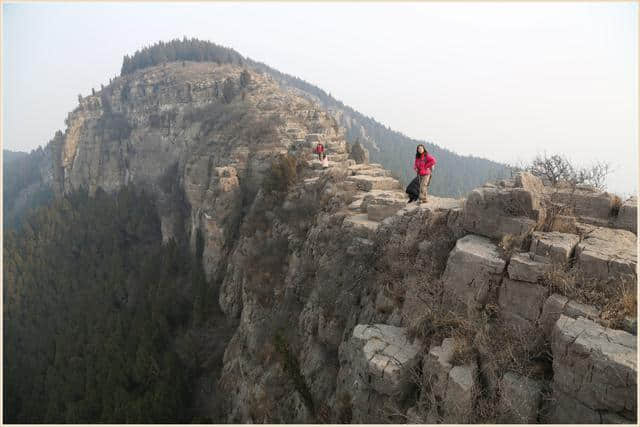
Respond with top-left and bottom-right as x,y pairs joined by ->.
2,2 -> 637,196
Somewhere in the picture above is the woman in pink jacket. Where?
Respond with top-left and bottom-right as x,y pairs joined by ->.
414,144 -> 436,203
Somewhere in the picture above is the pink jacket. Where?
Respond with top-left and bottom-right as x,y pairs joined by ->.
414,153 -> 436,176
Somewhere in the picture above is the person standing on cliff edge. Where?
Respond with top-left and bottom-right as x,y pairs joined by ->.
314,142 -> 325,160
414,144 -> 436,203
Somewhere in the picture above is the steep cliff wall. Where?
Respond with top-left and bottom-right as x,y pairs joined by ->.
46,62 -> 344,283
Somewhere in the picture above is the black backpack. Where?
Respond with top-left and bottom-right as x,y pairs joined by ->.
406,176 -> 419,198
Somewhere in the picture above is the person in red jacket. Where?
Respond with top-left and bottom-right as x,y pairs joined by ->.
314,143 -> 325,160
414,144 -> 436,203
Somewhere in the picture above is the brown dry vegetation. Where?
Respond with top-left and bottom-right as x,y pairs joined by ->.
542,264 -> 636,328
404,275 -> 551,424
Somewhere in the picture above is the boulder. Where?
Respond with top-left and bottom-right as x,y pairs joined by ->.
551,315 -> 637,414
507,252 -> 552,283
423,337 -> 478,423
498,278 -> 547,330
529,231 -> 580,264
515,172 -> 545,194
349,324 -> 424,396
498,371 -> 542,423
550,187 -> 616,226
614,196 -> 637,234
441,235 -> 506,311
462,172 -> 545,239
574,227 -> 637,282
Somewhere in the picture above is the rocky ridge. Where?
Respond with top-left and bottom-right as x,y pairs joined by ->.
32,61 -> 637,423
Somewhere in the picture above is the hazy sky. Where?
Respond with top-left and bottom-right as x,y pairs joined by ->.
3,2 -> 637,196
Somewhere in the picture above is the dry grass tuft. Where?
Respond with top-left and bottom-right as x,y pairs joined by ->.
497,233 -> 528,259
543,264 -> 636,328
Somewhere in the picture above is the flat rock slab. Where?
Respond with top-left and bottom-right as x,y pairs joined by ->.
508,252 -> 552,283
342,213 -> 379,238
442,234 -> 506,309
328,153 -> 349,162
361,190 -> 407,209
362,191 -> 407,221
346,175 -> 402,191
551,315 -> 637,414
351,324 -> 423,396
529,231 -> 580,264
499,371 -> 542,423
575,227 -> 637,281
348,163 -> 392,177
415,196 -> 463,212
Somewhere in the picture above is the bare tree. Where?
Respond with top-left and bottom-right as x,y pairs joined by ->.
525,153 -> 611,190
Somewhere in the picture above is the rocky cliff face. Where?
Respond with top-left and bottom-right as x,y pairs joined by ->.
36,61 -> 636,423
215,157 -> 637,423
46,62 -> 344,282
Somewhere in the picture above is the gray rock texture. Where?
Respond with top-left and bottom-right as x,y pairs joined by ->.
498,371 -> 542,423
463,172 -> 545,239
551,315 -> 636,415
529,231 -> 580,264
507,252 -> 552,283
575,227 -> 637,281
442,234 -> 506,311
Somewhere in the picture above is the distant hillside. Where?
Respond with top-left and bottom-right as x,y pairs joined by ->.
118,38 -> 512,197
3,148 -> 54,228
